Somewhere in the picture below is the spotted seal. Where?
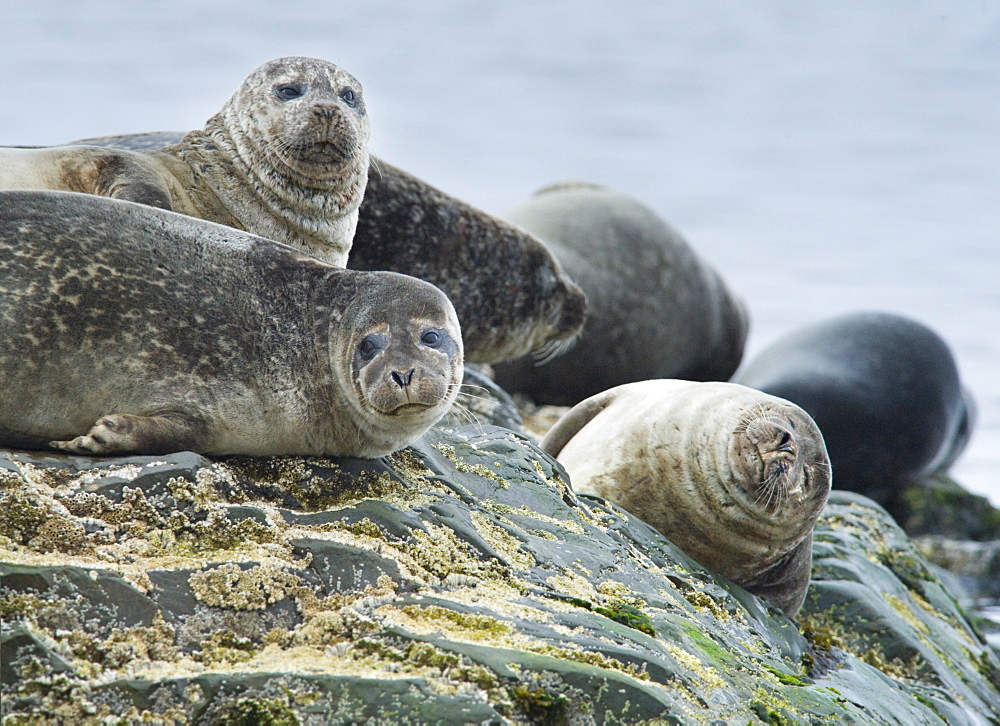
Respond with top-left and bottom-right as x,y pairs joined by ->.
540,379 -> 831,616
0,190 -> 463,458
493,182 -> 748,406
0,56 -> 370,267
57,132 -> 588,365
735,311 -> 975,505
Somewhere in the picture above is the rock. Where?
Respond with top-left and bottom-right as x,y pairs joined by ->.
891,472 -> 1000,543
1,427 -> 998,723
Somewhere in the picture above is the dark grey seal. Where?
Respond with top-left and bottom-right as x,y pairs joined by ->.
735,311 -> 975,505
492,182 -> 748,406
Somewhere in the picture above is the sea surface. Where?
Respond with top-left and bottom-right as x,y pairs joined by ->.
2,1 -> 998,505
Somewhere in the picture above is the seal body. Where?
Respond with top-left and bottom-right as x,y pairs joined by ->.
493,183 -> 749,406
541,379 -> 831,616
0,56 -> 370,267
0,190 -> 462,458
735,311 -> 975,504
59,132 -> 587,365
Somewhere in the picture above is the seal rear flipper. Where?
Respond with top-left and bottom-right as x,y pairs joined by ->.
539,389 -> 618,457
49,411 -> 210,456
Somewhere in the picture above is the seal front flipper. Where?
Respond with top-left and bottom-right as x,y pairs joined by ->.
92,153 -> 174,211
49,411 -> 209,456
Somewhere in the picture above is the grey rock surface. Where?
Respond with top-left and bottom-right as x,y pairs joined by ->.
1,426 -> 998,724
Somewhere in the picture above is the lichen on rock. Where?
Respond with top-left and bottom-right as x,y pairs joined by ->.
1,426 -> 998,723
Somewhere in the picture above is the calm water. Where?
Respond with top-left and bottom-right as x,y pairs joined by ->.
2,1 -> 998,505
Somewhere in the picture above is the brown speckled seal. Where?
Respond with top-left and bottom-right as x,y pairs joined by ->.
58,133 -> 587,365
0,190 -> 462,458
0,56 -> 370,267
541,379 -> 831,617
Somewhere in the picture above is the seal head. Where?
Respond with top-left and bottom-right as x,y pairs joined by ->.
177,56 -> 371,265
541,380 -> 831,616
335,273 -> 464,456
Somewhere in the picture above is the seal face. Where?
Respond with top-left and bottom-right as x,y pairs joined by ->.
735,311 -> 975,505
0,56 -> 370,267
493,182 -> 748,406
0,190 -> 462,458
540,380 -> 831,616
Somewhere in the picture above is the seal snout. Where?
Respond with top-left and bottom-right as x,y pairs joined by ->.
740,416 -> 803,511
312,103 -> 340,121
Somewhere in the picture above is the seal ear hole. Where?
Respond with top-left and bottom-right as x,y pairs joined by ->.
339,86 -> 359,107
274,83 -> 306,101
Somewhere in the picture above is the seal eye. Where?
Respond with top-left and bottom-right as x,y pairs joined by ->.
274,84 -> 306,101
340,86 -> 358,107
420,329 -> 442,348
359,336 -> 380,361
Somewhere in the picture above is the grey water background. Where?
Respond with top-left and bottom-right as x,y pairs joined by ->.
2,1 -> 998,506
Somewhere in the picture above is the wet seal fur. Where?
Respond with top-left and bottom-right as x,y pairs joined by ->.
0,56 -> 370,267
736,311 -> 975,506
494,182 -> 748,406
541,379 -> 831,616
56,132 -> 588,365
0,190 -> 463,458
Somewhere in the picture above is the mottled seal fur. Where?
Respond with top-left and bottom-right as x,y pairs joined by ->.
493,182 -> 749,406
60,132 -> 588,365
0,56 -> 370,267
541,379 -> 831,616
0,190 -> 463,458
735,311 -> 975,505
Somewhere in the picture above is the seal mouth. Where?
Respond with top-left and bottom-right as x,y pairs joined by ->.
297,140 -> 353,165
384,402 -> 435,417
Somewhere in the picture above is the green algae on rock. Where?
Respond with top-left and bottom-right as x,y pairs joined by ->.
1,427 -> 998,724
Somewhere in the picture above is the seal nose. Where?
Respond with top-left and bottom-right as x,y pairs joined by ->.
391,368 -> 415,388
313,104 -> 338,120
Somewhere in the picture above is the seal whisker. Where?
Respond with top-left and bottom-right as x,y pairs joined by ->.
369,155 -> 384,180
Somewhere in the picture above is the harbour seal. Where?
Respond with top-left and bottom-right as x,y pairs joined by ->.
735,311 -> 975,506
62,133 -> 588,365
0,56 -> 370,267
493,182 -> 749,406
0,190 -> 463,458
540,379 -> 831,616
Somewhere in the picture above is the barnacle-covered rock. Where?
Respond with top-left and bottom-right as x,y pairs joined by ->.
1,426 -> 998,723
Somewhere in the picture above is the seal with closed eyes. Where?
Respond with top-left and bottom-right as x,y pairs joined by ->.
540,379 -> 831,617
0,56 -> 370,267
0,190 -> 462,458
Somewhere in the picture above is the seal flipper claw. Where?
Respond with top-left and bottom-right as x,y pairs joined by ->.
49,411 -> 208,455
